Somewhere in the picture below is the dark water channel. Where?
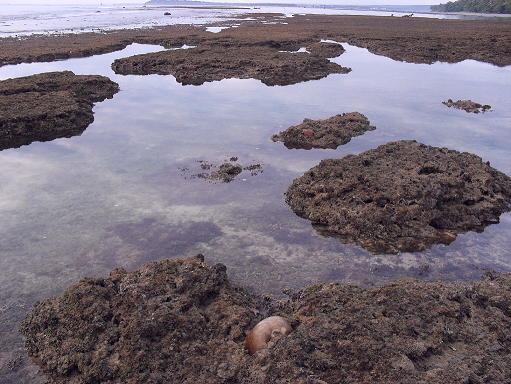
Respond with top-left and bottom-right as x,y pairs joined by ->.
0,41 -> 510,381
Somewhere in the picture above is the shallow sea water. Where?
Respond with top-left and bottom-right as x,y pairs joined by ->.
0,7 -> 510,382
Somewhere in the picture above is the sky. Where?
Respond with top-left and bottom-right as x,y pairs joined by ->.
0,0 -> 440,6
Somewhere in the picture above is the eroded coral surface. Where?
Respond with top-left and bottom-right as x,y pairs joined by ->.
271,112 -> 376,149
2,15 -> 510,68
0,71 -> 119,150
111,42 -> 351,86
21,256 -> 511,383
443,99 -> 492,113
285,140 -> 511,254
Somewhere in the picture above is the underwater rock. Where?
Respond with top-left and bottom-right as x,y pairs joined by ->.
271,112 -> 376,149
285,140 -> 511,254
442,99 -> 492,113
210,163 -> 243,183
0,71 -> 119,151
21,256 -> 511,383
178,158 -> 263,183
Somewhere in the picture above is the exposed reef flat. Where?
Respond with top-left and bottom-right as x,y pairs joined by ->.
1,15 -> 510,72
0,71 -> 119,151
21,255 -> 511,383
111,42 -> 350,86
443,99 -> 492,113
285,140 -> 511,254
271,112 -> 376,149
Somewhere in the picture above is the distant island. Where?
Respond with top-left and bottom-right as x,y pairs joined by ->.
145,0 -> 211,5
431,0 -> 511,13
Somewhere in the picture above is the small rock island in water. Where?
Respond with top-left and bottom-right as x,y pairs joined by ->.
271,112 -> 376,149
285,140 -> 511,254
442,99 -> 492,113
111,41 -> 351,86
21,255 -> 511,383
0,71 -> 119,151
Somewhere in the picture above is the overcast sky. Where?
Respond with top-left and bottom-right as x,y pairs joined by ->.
1,0 -> 439,6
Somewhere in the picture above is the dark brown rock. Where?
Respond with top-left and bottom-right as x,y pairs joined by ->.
271,112 -> 376,149
111,43 -> 351,86
269,273 -> 511,384
443,99 -> 492,113
20,256 -> 511,383
20,255 -> 261,384
0,71 -> 119,151
210,163 -> 243,183
285,140 -> 511,254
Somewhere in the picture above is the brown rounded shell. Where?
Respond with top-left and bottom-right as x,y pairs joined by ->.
244,316 -> 293,355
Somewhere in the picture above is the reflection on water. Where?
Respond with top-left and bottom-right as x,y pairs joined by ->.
0,41 -> 510,382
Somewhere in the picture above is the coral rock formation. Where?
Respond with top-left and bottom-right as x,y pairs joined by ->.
111,42 -> 351,86
285,140 -> 511,254
20,256 -> 511,383
0,71 -> 119,151
443,99 -> 492,113
271,112 -> 376,149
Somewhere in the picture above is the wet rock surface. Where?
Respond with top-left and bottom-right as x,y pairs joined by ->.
0,71 -> 119,151
21,256 -> 511,383
285,140 -> 511,254
271,112 -> 376,149
111,43 -> 351,86
443,99 -> 492,113
1,15 -> 510,70
20,255 -> 261,384
305,41 -> 346,58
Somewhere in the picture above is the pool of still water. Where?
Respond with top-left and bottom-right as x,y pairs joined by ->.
0,39 -> 510,380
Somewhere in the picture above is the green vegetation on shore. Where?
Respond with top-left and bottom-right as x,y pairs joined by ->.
431,0 -> 511,14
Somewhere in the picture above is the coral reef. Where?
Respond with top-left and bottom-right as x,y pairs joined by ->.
271,112 -> 376,149
285,140 -> 511,254
20,256 -> 511,383
0,71 -> 119,151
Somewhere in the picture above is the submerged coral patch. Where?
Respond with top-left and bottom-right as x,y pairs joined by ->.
179,158 -> 263,183
285,140 -> 511,254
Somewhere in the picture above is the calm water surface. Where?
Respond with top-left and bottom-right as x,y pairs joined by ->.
0,22 -> 510,382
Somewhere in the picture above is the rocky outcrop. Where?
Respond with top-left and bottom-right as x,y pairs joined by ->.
271,112 -> 376,149
285,140 -> 511,254
443,99 -> 492,113
0,71 -> 119,151
21,256 -> 511,383
305,41 -> 346,57
20,255 -> 261,384
111,42 -> 351,86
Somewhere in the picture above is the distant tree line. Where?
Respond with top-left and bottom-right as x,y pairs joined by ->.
431,0 -> 511,13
